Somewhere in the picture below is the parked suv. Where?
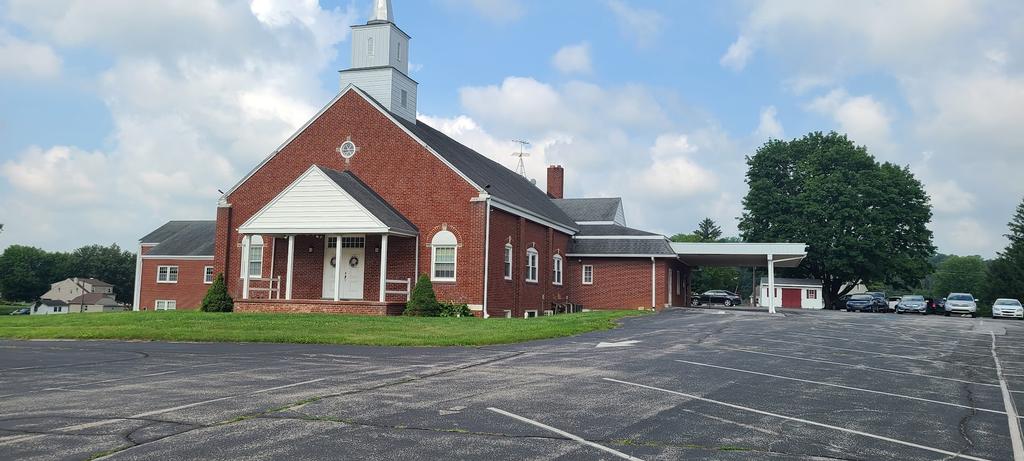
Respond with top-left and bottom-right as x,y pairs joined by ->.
896,295 -> 928,314
944,293 -> 978,317
692,290 -> 743,307
992,298 -> 1023,319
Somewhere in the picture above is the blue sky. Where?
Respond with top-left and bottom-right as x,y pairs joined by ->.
1,0 -> 1022,258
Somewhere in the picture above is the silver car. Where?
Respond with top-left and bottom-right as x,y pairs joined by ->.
896,295 -> 928,314
992,298 -> 1024,319
944,293 -> 978,317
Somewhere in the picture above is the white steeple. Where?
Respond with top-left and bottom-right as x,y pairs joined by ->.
340,0 -> 416,122
369,0 -> 393,23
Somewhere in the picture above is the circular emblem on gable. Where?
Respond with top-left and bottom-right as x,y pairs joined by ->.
339,140 -> 357,159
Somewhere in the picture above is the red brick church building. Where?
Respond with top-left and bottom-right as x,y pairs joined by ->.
133,0 -> 692,317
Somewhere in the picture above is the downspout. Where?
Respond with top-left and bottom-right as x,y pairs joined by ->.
650,257 -> 656,309
481,197 -> 491,319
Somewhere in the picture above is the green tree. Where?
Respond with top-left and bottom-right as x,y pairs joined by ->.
66,244 -> 136,303
738,131 -> 936,308
986,197 -> 1024,302
669,233 -> 702,243
694,217 -> 723,242
404,274 -> 440,316
201,273 -> 234,312
0,245 -> 58,301
931,255 -> 988,300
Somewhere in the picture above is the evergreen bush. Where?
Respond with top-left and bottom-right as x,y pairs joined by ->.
404,274 -> 440,316
438,302 -> 472,317
200,273 -> 234,312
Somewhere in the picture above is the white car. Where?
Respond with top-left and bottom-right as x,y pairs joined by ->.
944,293 -> 978,317
992,298 -> 1024,319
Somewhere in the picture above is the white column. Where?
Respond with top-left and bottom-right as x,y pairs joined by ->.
650,257 -> 656,309
379,235 -> 389,302
334,235 -> 341,302
285,235 -> 295,300
132,244 -> 143,311
481,198 -> 491,319
767,254 -> 776,314
242,235 -> 251,300
668,269 -> 673,306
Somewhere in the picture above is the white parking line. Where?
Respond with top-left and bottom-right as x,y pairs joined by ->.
674,359 -> 1006,416
603,378 -> 991,461
0,377 -> 326,446
717,347 -> 1003,389
487,407 -> 644,461
732,336 -> 998,370
991,332 -> 1024,461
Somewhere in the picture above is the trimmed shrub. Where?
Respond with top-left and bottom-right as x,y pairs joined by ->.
439,302 -> 472,318
404,274 -> 440,316
200,273 -> 234,312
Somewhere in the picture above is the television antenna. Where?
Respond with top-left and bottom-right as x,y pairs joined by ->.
511,140 -> 531,177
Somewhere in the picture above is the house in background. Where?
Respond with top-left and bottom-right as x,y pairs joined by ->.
758,278 -> 824,309
31,299 -> 68,315
41,278 -> 115,303
67,293 -> 122,313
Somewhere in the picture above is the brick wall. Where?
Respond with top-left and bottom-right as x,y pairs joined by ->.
484,208 -> 571,317
138,258 -> 214,310
567,257 -> 687,311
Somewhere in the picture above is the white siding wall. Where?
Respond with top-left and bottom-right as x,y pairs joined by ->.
339,67 -> 416,122
389,71 -> 417,122
388,26 -> 409,74
758,284 -> 824,309
351,26 -> 391,69
241,168 -> 386,234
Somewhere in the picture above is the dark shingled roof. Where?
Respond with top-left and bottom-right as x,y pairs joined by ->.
77,278 -> 112,287
69,293 -> 118,306
320,168 -> 418,235
552,198 -> 623,223
576,224 -> 659,237
147,221 -> 216,257
140,220 -> 212,244
38,298 -> 68,307
568,238 -> 676,257
391,116 -> 577,231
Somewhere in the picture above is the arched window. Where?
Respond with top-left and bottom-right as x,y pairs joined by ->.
552,255 -> 563,286
503,243 -> 513,280
431,230 -> 457,281
367,37 -> 375,57
525,248 -> 539,283
247,235 -> 264,279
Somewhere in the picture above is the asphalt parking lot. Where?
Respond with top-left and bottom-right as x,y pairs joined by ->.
1,308 -> 1022,460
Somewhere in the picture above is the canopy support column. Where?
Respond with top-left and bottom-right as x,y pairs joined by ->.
767,253 -> 776,314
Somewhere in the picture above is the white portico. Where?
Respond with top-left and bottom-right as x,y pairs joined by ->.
236,165 -> 418,306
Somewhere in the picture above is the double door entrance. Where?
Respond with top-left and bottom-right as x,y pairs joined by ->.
322,236 -> 365,300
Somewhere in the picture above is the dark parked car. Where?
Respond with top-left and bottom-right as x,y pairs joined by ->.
896,295 -> 928,314
864,292 -> 891,312
8,308 -> 29,315
847,294 -> 885,312
692,290 -> 743,307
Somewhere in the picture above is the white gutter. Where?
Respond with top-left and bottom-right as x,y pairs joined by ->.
481,197 -> 491,319
132,244 -> 143,311
651,257 -> 656,308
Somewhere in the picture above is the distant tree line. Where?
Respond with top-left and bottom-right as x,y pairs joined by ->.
0,244 -> 136,303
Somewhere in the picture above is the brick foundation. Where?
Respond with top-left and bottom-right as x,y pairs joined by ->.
235,299 -> 406,316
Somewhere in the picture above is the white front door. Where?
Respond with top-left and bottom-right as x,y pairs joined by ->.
322,236 -> 365,300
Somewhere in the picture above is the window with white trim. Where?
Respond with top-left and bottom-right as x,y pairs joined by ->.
155,300 -> 176,311
552,255 -> 563,285
157,266 -> 178,283
525,248 -> 538,283
431,230 -> 457,281
367,37 -> 375,57
397,41 -> 402,61
503,244 -> 512,280
248,236 -> 263,279
582,265 -> 593,285
400,89 -> 408,108
204,266 -> 215,284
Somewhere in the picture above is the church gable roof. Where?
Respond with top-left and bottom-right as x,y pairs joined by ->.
147,221 -> 216,257
238,165 -> 417,236
552,198 -> 625,224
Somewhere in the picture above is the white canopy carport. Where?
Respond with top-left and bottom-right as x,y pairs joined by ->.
670,242 -> 808,314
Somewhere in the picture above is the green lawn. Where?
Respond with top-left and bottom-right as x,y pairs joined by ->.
0,310 -> 651,346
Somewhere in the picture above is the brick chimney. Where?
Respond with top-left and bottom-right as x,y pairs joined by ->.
546,165 -> 564,199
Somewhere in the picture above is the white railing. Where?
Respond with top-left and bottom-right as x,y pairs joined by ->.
247,276 -> 282,300
384,278 -> 412,301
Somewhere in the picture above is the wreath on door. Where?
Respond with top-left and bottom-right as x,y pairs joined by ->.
330,257 -> 337,267
349,256 -> 359,267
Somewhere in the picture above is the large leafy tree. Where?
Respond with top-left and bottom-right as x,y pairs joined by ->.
738,132 -> 935,307
931,255 -> 988,300
986,197 -> 1024,301
0,243 -> 136,303
0,246 -> 60,301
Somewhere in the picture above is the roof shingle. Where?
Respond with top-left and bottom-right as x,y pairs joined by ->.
146,221 -> 216,257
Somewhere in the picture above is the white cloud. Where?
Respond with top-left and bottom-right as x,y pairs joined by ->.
806,89 -> 892,152
551,42 -> 592,75
441,0 -> 525,23
605,0 -> 665,48
719,35 -> 753,71
0,30 -> 61,79
755,106 -> 783,140
0,0 -> 358,251
926,180 -> 977,214
943,217 -> 996,255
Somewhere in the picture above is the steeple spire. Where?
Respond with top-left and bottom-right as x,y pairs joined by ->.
369,0 -> 393,24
